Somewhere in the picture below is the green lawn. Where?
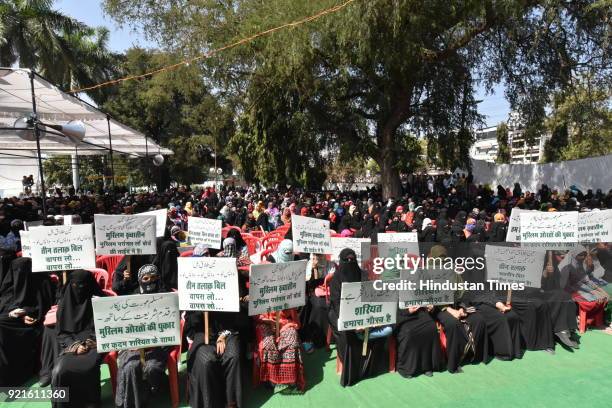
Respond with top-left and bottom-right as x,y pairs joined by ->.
3,329 -> 611,408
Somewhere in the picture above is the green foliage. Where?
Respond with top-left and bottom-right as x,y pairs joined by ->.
101,48 -> 235,189
496,122 -> 511,164
0,0 -> 120,104
104,0 -> 609,195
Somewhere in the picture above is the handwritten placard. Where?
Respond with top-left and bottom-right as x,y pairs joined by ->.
506,208 -> 535,242
291,214 -> 332,254
28,224 -> 96,272
398,268 -> 456,308
520,212 -> 578,243
578,210 -> 612,243
331,237 -> 371,268
376,233 -> 420,279
177,257 -> 240,312
248,260 -> 307,315
92,292 -> 181,353
188,217 -> 222,249
338,281 -> 397,331
485,244 -> 545,288
20,230 -> 32,258
94,214 -> 157,256
137,209 -> 168,237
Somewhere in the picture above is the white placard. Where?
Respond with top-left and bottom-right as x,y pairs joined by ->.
20,230 -> 32,258
485,244 -> 545,288
338,281 -> 397,331
248,260 -> 307,315
28,224 -> 96,272
520,211 -> 578,243
506,208 -> 535,242
93,292 -> 181,353
291,214 -> 332,254
398,268 -> 456,308
578,209 -> 612,243
137,209 -> 168,237
376,233 -> 420,279
188,217 -> 222,249
178,257 -> 240,312
94,214 -> 157,256
377,232 -> 418,243
24,220 -> 43,230
331,237 -> 371,268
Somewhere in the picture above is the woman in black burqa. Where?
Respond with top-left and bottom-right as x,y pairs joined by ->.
114,264 -> 171,408
328,248 -> 387,387
0,254 -> 54,386
51,269 -> 106,408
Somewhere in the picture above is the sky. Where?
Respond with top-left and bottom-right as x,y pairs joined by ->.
56,0 -> 510,128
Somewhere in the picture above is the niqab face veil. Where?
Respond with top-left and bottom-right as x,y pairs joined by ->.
57,269 -> 104,335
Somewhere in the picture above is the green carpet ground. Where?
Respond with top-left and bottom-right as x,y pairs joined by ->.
2,329 -> 611,408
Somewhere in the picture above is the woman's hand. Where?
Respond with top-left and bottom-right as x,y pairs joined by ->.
408,306 -> 420,314
496,302 -> 511,313
8,308 -> 26,318
216,337 -> 226,355
75,345 -> 88,355
23,316 -> 38,325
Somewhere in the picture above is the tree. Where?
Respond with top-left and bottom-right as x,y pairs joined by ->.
544,77 -> 611,162
496,122 -> 511,164
101,48 -> 235,189
105,0 -> 610,198
0,0 -> 120,104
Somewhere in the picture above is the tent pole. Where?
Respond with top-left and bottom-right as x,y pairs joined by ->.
106,115 -> 115,191
145,136 -> 149,193
29,70 -> 47,217
72,147 -> 80,191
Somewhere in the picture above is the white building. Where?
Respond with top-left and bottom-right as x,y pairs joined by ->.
470,114 -> 550,163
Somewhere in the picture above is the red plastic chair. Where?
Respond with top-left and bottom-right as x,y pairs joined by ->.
250,230 -> 265,239
242,236 -> 260,255
96,255 -> 124,287
573,295 -> 606,333
180,249 -> 194,257
88,268 -> 110,290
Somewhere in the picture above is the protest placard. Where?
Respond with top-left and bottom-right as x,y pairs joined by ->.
506,208 -> 535,242
28,224 -> 96,272
578,209 -> 612,243
24,220 -> 43,230
485,244 -> 545,289
291,214 -> 332,254
398,268 -> 456,308
248,260 -> 307,316
376,233 -> 420,279
520,211 -> 578,243
92,292 -> 181,353
137,209 -> 168,237
94,214 -> 157,256
338,281 -> 397,331
20,230 -> 32,258
177,257 -> 240,312
188,217 -> 222,249
331,237 -> 371,268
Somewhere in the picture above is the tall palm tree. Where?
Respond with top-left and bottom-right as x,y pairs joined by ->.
0,0 -> 121,104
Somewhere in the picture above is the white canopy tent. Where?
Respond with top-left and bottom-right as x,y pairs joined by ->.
0,68 -> 173,197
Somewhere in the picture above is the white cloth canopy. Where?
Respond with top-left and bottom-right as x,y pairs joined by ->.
0,68 -> 172,156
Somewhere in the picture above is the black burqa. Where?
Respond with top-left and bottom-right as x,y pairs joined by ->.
0,255 -> 53,386
115,270 -> 170,408
328,249 -> 387,387
112,254 -> 155,295
52,269 -> 106,408
155,241 -> 179,290
186,310 -> 243,408
539,253 -> 578,334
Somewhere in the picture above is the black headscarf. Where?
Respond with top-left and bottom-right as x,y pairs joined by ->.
57,269 -> 104,336
226,229 -> 246,253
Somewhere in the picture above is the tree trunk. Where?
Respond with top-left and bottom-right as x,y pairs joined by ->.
378,128 -> 402,200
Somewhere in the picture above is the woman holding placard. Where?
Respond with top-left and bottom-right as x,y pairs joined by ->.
255,239 -> 305,392
51,269 -> 106,408
328,248 -> 388,386
115,265 -> 172,408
